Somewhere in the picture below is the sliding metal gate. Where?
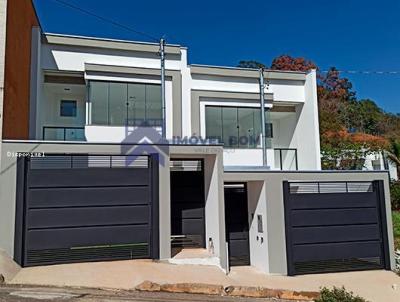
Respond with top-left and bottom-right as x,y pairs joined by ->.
283,180 -> 390,275
15,154 -> 159,267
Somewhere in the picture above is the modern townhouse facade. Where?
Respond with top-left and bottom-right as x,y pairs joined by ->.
0,5 -> 395,277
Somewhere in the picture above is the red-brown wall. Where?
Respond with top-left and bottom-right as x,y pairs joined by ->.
2,0 -> 38,139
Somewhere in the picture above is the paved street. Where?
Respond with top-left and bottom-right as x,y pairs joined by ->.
0,285 -> 289,302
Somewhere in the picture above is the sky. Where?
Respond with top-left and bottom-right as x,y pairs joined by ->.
33,0 -> 400,114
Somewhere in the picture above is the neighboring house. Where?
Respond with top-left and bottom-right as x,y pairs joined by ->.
0,2 -> 395,278
364,152 -> 398,180
0,0 -> 7,170
0,0 -> 40,170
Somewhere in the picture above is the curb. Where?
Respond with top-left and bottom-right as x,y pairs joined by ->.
136,281 -> 320,301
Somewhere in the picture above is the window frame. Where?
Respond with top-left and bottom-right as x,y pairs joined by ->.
204,105 -> 273,149
88,80 -> 162,127
60,100 -> 78,117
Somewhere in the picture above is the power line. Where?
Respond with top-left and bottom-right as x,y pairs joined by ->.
51,0 -> 159,42
319,70 -> 400,75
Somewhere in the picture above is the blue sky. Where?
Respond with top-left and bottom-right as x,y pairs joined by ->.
33,0 -> 400,114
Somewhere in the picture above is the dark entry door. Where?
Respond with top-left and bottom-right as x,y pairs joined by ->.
283,181 -> 390,276
224,184 -> 250,266
15,155 -> 159,267
170,160 -> 205,248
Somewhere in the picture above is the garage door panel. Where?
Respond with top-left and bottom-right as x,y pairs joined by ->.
292,225 -> 381,244
26,225 -> 151,250
291,208 -> 378,227
27,187 -> 150,208
290,193 -> 377,210
292,241 -> 382,262
17,155 -> 158,267
284,181 -> 389,275
28,168 -> 149,188
27,206 -> 150,229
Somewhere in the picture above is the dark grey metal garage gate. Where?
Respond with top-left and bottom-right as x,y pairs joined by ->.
283,180 -> 390,276
15,154 -> 159,267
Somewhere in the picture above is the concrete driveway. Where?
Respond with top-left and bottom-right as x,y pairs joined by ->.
7,260 -> 400,302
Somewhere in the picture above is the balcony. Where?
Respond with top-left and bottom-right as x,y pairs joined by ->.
274,148 -> 298,170
43,126 -> 85,141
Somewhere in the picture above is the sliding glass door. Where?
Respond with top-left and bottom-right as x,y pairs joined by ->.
89,81 -> 162,126
205,106 -> 272,149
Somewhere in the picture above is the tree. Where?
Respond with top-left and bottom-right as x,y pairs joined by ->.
319,67 -> 356,101
237,60 -> 266,69
321,130 -> 388,170
270,55 -> 317,72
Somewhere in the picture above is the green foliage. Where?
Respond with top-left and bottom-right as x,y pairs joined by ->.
392,211 -> 400,250
391,181 -> 400,211
315,287 -> 367,302
237,60 -> 265,69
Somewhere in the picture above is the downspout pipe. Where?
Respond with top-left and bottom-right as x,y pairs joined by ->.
259,68 -> 267,166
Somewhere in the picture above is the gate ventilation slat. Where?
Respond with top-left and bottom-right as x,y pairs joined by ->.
294,257 -> 382,274
26,244 -> 149,266
170,160 -> 202,171
30,155 -> 149,169
289,182 -> 374,194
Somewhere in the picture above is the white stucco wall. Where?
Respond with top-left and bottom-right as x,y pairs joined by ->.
247,181 -> 269,273
41,44 -> 183,72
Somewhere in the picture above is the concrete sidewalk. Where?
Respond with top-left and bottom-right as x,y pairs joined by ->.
7,260 -> 400,302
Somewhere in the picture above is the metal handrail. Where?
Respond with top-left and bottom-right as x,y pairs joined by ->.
274,148 -> 298,170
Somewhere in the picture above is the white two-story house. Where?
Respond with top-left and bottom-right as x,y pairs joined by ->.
30,32 -> 321,171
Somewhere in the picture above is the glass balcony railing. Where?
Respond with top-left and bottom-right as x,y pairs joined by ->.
43,126 -> 85,141
274,148 -> 298,170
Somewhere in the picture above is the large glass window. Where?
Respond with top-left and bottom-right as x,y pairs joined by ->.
205,106 -> 272,149
89,81 -> 162,126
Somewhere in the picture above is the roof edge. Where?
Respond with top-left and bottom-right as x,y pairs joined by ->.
43,32 -> 183,55
190,64 -> 308,81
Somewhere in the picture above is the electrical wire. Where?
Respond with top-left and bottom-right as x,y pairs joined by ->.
51,0 -> 159,42
320,70 -> 400,75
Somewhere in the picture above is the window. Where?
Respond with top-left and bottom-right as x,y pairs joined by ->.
60,100 -> 77,117
205,106 -> 272,149
89,81 -> 162,126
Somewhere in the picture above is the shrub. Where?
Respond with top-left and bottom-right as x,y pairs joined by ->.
315,287 -> 367,302
391,180 -> 400,210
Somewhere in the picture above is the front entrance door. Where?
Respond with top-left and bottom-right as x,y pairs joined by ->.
224,183 -> 250,266
170,160 -> 205,249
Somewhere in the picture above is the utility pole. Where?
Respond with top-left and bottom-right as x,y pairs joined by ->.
159,38 -> 166,139
259,68 -> 267,166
